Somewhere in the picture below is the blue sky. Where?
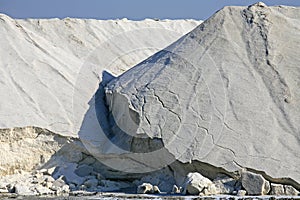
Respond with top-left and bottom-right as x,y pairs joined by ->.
1,0 -> 300,20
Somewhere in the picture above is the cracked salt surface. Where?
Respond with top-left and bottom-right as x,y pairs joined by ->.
0,2 -> 300,199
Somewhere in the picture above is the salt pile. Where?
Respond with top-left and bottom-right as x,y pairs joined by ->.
0,2 -> 300,198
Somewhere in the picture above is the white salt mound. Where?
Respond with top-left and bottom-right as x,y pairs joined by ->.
104,3 -> 300,189
0,14 -> 201,136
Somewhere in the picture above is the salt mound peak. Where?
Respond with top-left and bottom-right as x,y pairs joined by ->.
102,3 -> 300,189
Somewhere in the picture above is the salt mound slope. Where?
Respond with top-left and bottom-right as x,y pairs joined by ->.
0,14 -> 201,136
105,3 -> 300,187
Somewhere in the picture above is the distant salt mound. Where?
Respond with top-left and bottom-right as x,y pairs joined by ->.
0,14 -> 201,136
103,3 -> 300,188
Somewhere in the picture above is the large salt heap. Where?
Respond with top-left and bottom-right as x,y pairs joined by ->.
0,3 -> 300,197
0,14 -> 200,136
102,3 -> 300,189
0,14 -> 201,177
